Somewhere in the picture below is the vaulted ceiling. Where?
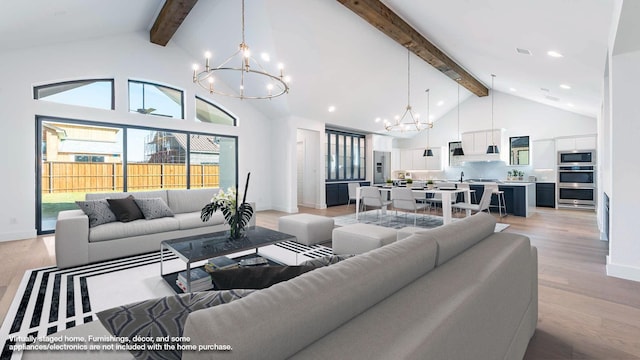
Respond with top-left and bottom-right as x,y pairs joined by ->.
0,0 -> 617,137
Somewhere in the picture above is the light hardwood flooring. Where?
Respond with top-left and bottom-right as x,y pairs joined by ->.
2,206 -> 640,359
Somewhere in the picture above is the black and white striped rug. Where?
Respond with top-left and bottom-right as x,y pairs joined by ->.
0,241 -> 333,360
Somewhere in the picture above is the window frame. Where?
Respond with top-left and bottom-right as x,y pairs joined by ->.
325,129 -> 366,182
36,115 -> 238,235
128,80 -> 185,119
509,135 -> 530,165
195,96 -> 237,126
33,78 -> 115,110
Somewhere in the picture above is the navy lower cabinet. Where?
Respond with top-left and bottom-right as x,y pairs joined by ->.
536,182 -> 556,208
326,182 -> 370,206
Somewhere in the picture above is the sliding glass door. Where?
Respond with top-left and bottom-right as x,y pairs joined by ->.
37,117 -> 237,234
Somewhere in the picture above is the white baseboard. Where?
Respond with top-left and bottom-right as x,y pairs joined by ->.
271,205 -> 298,214
606,259 -> 640,282
0,229 -> 38,242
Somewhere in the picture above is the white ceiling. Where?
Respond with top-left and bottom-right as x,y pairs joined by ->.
0,0 -> 617,137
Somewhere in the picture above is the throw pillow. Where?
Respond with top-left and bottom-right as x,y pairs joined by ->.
107,195 -> 144,222
209,265 -> 320,290
97,289 -> 255,360
75,199 -> 117,228
300,254 -> 355,267
134,197 -> 174,220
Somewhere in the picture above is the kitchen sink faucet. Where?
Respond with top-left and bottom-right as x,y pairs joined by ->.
460,171 -> 465,183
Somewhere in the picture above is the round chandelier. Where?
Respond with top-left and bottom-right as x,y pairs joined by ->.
382,50 -> 433,132
191,0 -> 291,100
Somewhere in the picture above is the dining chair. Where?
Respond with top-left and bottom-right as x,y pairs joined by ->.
451,185 -> 493,216
347,182 -> 361,209
426,182 -> 457,212
360,186 -> 392,224
391,188 -> 430,226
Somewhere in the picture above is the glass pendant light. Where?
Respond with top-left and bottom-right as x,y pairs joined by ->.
486,74 -> 500,154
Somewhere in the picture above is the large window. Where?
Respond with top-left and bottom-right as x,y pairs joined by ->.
195,97 -> 236,126
37,117 -> 237,234
128,80 -> 184,119
34,79 -> 114,110
325,130 -> 365,181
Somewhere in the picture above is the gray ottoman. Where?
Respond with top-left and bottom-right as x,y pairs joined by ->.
397,226 -> 429,241
278,214 -> 334,245
332,224 -> 397,255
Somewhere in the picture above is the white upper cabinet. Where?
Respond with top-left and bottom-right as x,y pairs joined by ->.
532,139 -> 555,169
424,147 -> 443,170
392,147 -> 442,171
556,135 -> 596,151
400,149 -> 413,170
461,130 -> 502,154
412,149 -> 426,170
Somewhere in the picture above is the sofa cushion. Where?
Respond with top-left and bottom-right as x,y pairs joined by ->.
431,212 -> 497,266
97,289 -> 256,360
75,199 -> 117,227
182,230 -> 439,360
86,190 -> 167,203
174,211 -> 224,230
134,197 -> 174,219
167,188 -> 219,214
107,195 -> 144,222
88,217 -> 180,242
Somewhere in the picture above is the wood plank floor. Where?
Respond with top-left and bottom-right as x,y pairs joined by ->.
1,206 -> 640,359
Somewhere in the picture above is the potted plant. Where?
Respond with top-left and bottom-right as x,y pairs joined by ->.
518,170 -> 524,180
385,179 -> 393,187
201,173 -> 254,240
406,178 -> 413,187
427,180 -> 434,190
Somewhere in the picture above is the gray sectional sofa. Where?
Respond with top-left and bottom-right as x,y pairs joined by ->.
55,188 -> 256,269
26,212 -> 537,360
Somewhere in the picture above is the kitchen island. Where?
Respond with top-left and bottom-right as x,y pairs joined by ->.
468,182 -> 536,217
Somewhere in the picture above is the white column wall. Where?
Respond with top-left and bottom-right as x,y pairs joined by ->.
607,49 -> 640,281
0,31 -> 276,241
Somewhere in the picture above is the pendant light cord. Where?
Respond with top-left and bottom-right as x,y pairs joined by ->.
491,74 -> 495,144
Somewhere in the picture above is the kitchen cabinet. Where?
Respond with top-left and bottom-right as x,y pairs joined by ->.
326,181 -> 370,206
556,136 -> 596,151
469,183 -> 533,217
532,139 -> 555,169
536,182 -> 556,208
412,149 -> 426,170
391,149 -> 400,172
400,149 -> 413,170
424,147 -> 443,170
462,130 -> 502,154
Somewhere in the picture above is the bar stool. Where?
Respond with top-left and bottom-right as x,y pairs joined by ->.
485,184 -> 507,217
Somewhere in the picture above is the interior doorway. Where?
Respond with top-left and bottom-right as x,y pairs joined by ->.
296,129 -> 320,208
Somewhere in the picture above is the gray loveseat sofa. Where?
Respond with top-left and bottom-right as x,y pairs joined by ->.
27,212 -> 537,359
55,188 -> 256,269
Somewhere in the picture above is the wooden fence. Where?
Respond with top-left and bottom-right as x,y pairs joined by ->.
42,162 -> 220,193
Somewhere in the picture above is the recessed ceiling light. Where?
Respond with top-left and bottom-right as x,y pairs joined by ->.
560,84 -> 571,90
567,103 -> 575,107
375,117 -> 381,123
260,53 -> 270,62
516,48 -> 532,55
547,51 -> 564,58
437,100 -> 444,106
328,106 -> 336,113
509,88 -> 517,92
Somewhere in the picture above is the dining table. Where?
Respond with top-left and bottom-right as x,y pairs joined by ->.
355,186 -> 471,225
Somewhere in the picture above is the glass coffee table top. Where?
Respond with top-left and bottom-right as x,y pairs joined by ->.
160,226 -> 297,293
162,226 -> 296,263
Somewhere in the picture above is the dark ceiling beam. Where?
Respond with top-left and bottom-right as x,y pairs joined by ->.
150,0 -> 199,46
337,0 -> 488,97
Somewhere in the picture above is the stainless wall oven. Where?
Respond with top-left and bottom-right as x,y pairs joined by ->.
557,153 -> 596,209
558,150 -> 595,165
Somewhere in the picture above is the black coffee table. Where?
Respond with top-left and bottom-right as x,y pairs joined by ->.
160,226 -> 296,292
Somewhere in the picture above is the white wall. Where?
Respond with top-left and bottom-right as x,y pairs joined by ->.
396,91 -> 597,181
296,128 -> 322,208
0,31 -> 277,241
607,50 -> 640,281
